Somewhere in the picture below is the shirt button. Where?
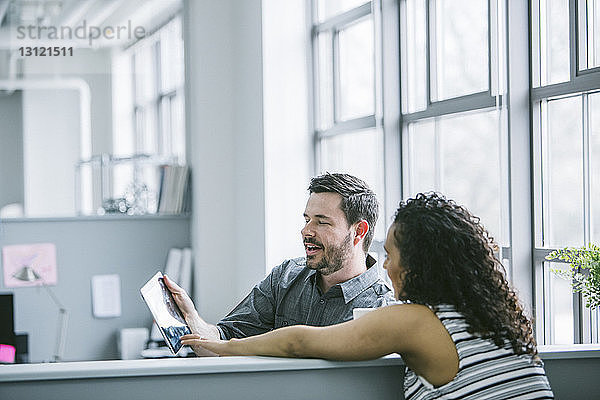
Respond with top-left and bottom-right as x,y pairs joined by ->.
319,299 -> 325,304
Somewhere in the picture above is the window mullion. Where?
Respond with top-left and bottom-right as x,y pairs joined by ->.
581,92 -> 592,343
541,100 -> 551,247
314,2 -> 372,32
402,91 -> 498,122
316,115 -> 377,138
570,0 -> 579,79
332,28 -> 340,125
577,0 -> 588,70
427,0 -> 435,104
434,119 -> 442,191
488,0 -> 495,95
532,0 -> 542,87
583,93 -> 591,244
544,260 -> 553,343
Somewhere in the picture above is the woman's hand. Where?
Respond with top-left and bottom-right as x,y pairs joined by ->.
181,334 -> 239,356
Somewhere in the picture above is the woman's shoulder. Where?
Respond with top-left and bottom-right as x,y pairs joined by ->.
377,303 -> 445,330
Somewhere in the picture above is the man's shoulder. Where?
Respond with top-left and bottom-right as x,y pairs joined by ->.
353,278 -> 394,306
272,256 -> 306,271
270,257 -> 310,286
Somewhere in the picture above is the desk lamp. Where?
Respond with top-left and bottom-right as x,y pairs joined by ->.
12,266 -> 68,362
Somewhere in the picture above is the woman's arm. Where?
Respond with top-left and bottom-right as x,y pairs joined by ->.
181,303 -> 442,361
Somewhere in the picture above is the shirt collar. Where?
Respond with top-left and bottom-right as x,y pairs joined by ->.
306,254 -> 380,304
340,254 -> 379,304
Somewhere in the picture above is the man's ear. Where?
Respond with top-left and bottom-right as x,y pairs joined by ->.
353,220 -> 369,246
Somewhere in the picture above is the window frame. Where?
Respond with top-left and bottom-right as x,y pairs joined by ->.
308,0 -> 600,345
531,0 -> 600,345
126,16 -> 186,163
399,0 -> 510,254
310,0 -> 400,283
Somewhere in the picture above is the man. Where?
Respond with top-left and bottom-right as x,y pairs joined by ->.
165,173 -> 393,356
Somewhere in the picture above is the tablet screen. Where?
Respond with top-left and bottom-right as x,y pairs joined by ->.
140,271 -> 191,354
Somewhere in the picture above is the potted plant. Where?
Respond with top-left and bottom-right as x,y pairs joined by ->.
545,244 -> 600,309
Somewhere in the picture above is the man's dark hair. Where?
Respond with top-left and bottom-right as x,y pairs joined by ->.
308,172 -> 379,252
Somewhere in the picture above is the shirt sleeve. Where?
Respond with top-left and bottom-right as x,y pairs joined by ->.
216,263 -> 281,339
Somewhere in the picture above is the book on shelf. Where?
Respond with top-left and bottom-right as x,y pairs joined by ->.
157,165 -> 190,215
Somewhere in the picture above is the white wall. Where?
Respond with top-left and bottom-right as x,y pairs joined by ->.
185,0 -> 266,322
185,0 -> 313,322
23,49 -> 113,155
262,0 -> 312,270
19,49 -> 112,217
22,89 -> 80,216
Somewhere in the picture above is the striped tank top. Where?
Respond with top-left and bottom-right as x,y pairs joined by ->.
404,304 -> 554,399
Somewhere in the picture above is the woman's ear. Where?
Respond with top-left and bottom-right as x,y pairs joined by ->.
353,220 -> 369,246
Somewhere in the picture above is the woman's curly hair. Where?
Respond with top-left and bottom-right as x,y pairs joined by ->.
392,192 -> 537,356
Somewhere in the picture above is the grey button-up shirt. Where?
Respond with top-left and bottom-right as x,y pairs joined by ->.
217,255 -> 394,339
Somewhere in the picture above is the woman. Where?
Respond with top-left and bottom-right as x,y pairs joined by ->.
182,193 -> 554,399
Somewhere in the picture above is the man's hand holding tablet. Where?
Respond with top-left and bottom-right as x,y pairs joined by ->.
162,274 -> 221,356
140,271 -> 191,355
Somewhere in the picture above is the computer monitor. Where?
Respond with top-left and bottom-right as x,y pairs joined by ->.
0,294 -> 16,347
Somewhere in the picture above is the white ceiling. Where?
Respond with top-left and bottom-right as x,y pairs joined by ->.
0,0 -> 182,49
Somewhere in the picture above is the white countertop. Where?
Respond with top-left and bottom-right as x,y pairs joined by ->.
0,354 -> 404,383
537,344 -> 600,359
1,345 -> 598,383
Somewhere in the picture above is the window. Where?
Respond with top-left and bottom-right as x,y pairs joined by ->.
401,0 -> 509,248
532,0 -> 600,344
110,16 -> 185,214
310,0 -> 600,345
114,16 -> 185,161
311,0 -> 386,245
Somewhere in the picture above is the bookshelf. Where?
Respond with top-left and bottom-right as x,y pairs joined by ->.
75,154 -> 190,216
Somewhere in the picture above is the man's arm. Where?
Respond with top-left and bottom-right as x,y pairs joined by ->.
216,266 -> 279,339
163,275 -> 220,356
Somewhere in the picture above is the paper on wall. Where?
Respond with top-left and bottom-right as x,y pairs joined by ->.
91,274 -> 121,318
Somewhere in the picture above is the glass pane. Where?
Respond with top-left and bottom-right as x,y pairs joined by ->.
591,92 -> 600,242
160,18 -> 184,93
319,128 -> 385,240
592,0 -> 600,68
112,52 -> 135,157
431,0 -> 488,100
402,0 -> 427,113
538,0 -> 570,85
159,95 -> 185,163
171,94 -> 186,163
547,262 -> 575,344
543,96 -> 584,247
338,17 -> 375,120
134,44 -> 157,103
579,0 -> 600,70
406,110 -> 505,244
110,163 -> 159,215
136,107 -> 158,154
407,120 -> 436,192
317,0 -> 369,22
317,31 -> 334,130
160,97 -> 172,156
111,163 -> 134,204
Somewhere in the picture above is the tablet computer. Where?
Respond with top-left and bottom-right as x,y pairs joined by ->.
140,271 -> 191,355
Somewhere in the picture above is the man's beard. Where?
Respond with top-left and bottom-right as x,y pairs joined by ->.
306,232 -> 353,276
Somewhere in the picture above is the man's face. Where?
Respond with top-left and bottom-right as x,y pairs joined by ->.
301,192 -> 354,275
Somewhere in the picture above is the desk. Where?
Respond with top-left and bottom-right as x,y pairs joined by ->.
2,347 -> 600,400
0,355 -> 405,400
